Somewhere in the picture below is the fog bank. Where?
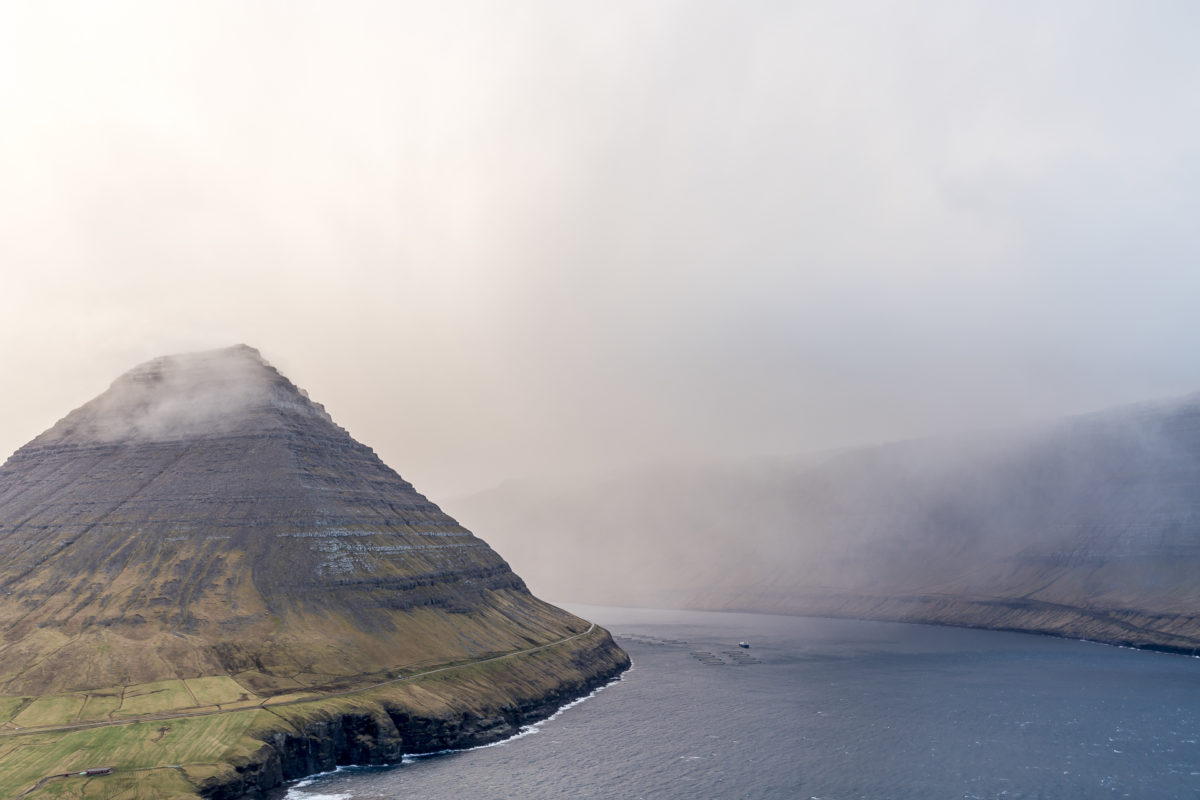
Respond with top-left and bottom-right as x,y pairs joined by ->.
2,2 -> 1199,502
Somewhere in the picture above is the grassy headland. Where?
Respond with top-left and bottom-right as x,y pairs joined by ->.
0,624 -> 627,799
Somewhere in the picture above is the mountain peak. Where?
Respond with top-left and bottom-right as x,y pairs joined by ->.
26,345 -> 334,448
0,348 -> 627,795
0,346 -> 601,696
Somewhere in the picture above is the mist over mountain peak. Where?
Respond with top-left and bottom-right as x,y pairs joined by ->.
20,345 -> 336,449
0,345 -> 630,696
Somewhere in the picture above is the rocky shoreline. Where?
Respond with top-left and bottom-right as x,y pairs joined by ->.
197,636 -> 630,800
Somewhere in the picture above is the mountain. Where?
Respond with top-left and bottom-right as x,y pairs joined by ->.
453,394 -> 1200,653
0,346 -> 626,799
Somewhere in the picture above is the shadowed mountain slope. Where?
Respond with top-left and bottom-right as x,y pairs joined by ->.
0,345 -> 620,696
455,394 -> 1200,652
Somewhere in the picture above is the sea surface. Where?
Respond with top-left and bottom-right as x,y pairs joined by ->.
285,605 -> 1200,799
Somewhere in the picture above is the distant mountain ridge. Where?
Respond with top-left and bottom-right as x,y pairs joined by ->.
453,392 -> 1200,652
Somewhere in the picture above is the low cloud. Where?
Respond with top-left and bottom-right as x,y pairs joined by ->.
1,2 -> 1198,502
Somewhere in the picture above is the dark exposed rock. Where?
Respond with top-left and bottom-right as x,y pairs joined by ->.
195,630 -> 628,800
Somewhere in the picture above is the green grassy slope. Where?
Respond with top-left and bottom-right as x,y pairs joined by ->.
0,625 -> 626,799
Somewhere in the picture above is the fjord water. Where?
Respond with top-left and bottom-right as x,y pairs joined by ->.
287,606 -> 1200,799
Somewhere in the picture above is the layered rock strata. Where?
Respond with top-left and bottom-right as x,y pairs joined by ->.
0,345 -> 628,797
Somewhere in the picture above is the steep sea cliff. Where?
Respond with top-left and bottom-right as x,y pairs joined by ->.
200,631 -> 628,799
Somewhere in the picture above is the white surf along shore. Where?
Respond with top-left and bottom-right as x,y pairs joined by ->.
283,669 -> 630,799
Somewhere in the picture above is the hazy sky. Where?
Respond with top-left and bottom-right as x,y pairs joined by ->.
2,1 -> 1198,500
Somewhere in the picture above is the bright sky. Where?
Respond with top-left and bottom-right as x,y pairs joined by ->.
2,1 -> 1198,500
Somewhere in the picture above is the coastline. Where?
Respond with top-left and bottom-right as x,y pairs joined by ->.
681,592 -> 1200,657
283,668 -> 630,798
197,629 -> 630,800
265,604 -> 1200,800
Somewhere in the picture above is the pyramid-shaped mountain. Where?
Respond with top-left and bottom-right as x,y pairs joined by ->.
0,345 -> 608,697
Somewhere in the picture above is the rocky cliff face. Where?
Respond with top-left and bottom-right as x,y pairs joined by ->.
0,345 -> 622,694
456,394 -> 1200,652
195,629 -> 627,800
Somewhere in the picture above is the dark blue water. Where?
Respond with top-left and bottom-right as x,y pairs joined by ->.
286,605 -> 1200,799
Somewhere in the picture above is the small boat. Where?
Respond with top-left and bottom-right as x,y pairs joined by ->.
738,641 -> 750,649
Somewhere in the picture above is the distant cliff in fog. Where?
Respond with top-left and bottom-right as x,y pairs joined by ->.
452,393 -> 1200,653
